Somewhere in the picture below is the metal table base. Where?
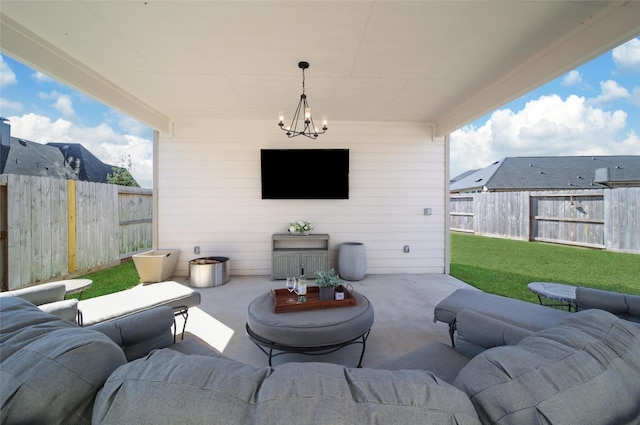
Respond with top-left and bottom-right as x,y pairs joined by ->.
246,323 -> 370,368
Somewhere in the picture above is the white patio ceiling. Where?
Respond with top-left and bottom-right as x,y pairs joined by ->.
1,1 -> 639,136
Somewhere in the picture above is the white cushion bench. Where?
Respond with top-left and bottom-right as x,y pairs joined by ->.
77,281 -> 201,338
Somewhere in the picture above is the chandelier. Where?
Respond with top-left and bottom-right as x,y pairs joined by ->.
278,61 -> 327,139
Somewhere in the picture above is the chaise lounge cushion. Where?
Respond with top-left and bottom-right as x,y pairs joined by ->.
93,349 -> 481,425
77,281 -> 200,326
434,289 -> 570,332
0,297 -> 126,425
454,309 -> 640,425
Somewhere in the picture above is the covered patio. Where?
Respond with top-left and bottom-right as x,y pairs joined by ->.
174,273 -> 475,368
2,1 -> 639,281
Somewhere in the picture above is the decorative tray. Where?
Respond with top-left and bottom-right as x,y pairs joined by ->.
271,286 -> 356,313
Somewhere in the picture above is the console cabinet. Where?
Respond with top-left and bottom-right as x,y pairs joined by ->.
271,233 -> 330,279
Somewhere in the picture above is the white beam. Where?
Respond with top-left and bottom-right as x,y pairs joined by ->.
0,13 -> 172,134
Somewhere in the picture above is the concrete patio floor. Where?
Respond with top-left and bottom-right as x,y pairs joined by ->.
173,274 -> 475,368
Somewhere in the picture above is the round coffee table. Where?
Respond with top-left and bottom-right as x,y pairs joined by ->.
527,282 -> 577,311
246,291 -> 374,367
57,279 -> 93,299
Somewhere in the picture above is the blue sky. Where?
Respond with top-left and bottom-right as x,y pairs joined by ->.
0,56 -> 154,187
1,37 -> 639,188
450,37 -> 640,177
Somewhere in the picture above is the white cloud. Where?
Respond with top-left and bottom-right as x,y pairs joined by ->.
54,95 -> 76,120
114,112 -> 151,138
631,86 -> 640,108
32,71 -> 53,84
7,112 -> 153,187
612,37 -> 640,73
591,80 -> 630,105
38,90 -> 63,100
450,94 -> 635,177
0,98 -> 22,112
0,55 -> 17,88
561,70 -> 582,86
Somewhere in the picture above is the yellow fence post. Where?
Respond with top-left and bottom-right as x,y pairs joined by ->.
67,179 -> 77,273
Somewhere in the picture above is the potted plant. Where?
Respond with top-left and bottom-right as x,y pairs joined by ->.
315,268 -> 341,300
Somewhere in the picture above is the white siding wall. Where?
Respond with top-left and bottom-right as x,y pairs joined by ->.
157,119 -> 446,276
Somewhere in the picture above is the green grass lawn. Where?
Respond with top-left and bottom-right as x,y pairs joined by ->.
450,232 -> 640,303
74,233 -> 639,301
68,259 -> 141,299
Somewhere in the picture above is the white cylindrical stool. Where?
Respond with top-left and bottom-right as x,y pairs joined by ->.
338,242 -> 367,281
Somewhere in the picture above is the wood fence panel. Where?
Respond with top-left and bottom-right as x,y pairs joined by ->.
449,195 -> 474,232
475,191 -> 529,239
74,181 -> 119,271
531,191 -> 604,248
450,188 -> 637,254
1,175 -> 152,289
605,187 -> 640,253
119,187 -> 153,255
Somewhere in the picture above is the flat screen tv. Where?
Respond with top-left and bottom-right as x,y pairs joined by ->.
261,149 -> 349,199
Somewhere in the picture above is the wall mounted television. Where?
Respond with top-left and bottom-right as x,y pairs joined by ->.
261,149 -> 349,199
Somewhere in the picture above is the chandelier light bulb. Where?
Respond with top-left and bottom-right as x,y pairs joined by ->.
278,112 -> 285,123
304,108 -> 311,121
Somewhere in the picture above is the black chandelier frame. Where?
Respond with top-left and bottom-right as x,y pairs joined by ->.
278,61 -> 327,140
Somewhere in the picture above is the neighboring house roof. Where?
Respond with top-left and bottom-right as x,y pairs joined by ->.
450,156 -> 640,193
47,142 -> 119,184
1,137 -> 69,179
0,136 -> 137,185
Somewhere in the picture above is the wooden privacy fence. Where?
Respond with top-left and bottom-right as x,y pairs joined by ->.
0,174 -> 152,290
450,187 -> 640,254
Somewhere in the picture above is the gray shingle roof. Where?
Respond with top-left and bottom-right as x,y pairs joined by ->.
451,156 -> 640,192
1,137 -> 138,186
1,137 -> 68,178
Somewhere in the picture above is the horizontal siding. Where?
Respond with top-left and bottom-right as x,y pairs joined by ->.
157,120 -> 446,276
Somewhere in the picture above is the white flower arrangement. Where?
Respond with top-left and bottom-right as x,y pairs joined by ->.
289,221 -> 313,235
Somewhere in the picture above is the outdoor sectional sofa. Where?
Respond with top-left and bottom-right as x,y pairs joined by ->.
2,293 -> 640,424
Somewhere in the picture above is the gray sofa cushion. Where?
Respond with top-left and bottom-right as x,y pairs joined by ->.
374,340 -> 471,384
0,281 -> 66,305
576,286 -> 640,323
94,348 -> 481,425
0,297 -> 127,425
454,309 -> 640,425
89,305 -> 175,361
0,282 -> 78,322
455,310 -> 534,358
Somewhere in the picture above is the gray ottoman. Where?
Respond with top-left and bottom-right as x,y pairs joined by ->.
246,291 -> 374,367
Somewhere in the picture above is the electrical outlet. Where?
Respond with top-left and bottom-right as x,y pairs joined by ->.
403,245 -> 410,253
424,208 -> 432,215
194,246 -> 200,255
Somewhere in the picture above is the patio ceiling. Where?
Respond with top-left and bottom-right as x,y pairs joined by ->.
1,1 -> 639,136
